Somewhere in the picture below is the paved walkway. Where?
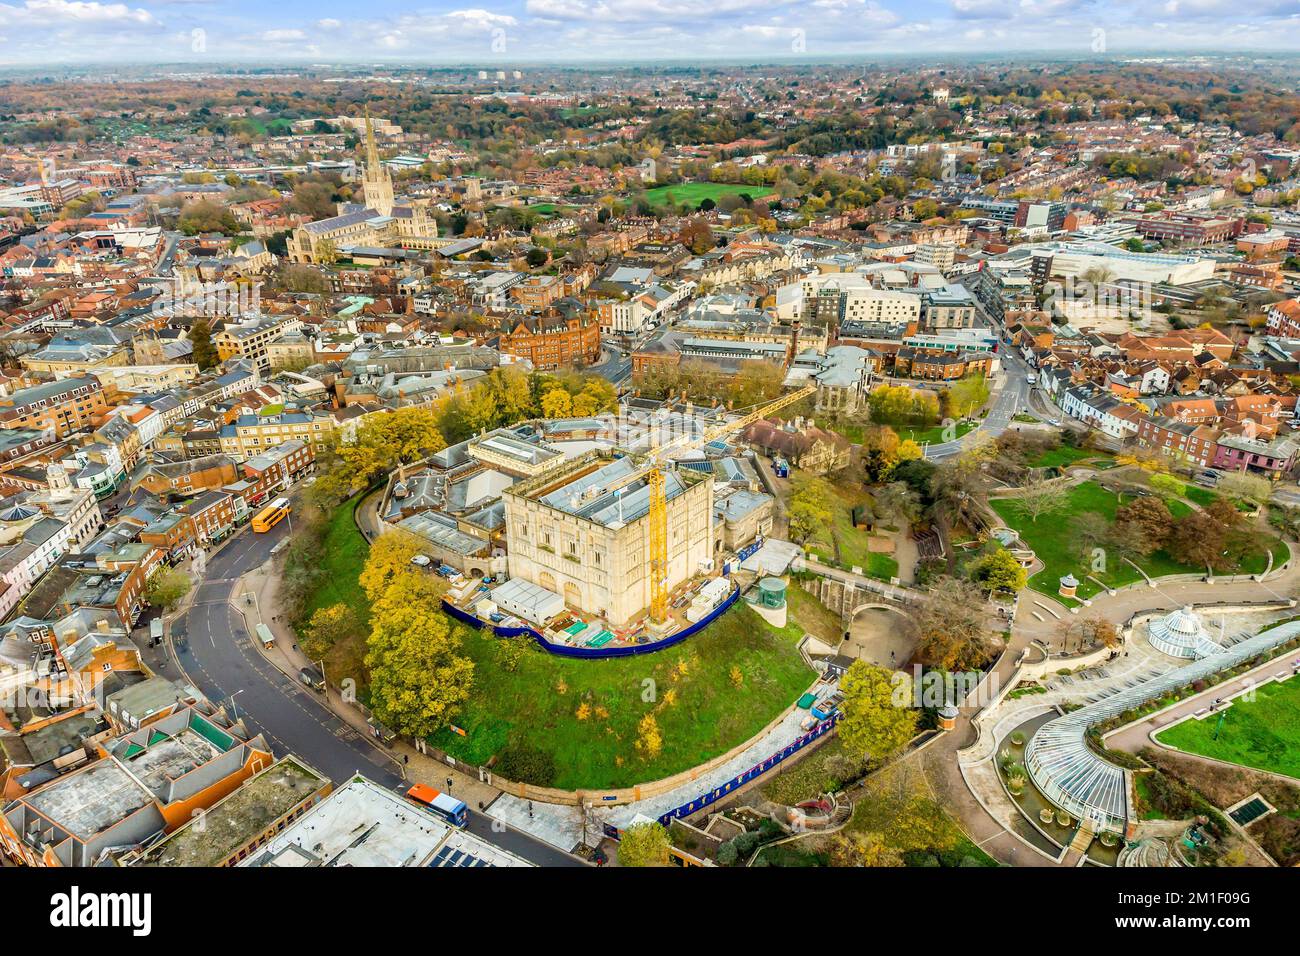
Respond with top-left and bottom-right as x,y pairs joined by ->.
922,547 -> 1300,867
487,678 -> 839,851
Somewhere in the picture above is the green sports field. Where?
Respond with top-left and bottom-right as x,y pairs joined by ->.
643,182 -> 775,209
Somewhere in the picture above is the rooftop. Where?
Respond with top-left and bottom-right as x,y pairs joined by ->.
131,757 -> 329,867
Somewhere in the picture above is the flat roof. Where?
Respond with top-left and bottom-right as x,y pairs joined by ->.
133,757 -> 328,867
239,777 -> 451,868
25,759 -> 154,840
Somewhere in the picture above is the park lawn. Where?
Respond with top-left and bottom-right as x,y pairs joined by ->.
1030,445 -> 1100,470
900,421 -> 975,446
302,496 -> 371,623
812,483 -> 900,582
1155,677 -> 1300,780
643,182 -> 775,210
526,202 -> 582,216
1184,485 -> 1218,507
989,481 -> 1274,601
428,600 -> 815,790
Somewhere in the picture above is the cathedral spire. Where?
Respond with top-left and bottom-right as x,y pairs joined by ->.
360,109 -> 395,217
364,109 -> 380,171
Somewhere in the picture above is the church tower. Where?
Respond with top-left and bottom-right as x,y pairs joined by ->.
361,113 -> 395,217
46,461 -> 71,493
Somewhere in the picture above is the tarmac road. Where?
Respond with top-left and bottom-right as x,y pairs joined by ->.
168,520 -> 583,866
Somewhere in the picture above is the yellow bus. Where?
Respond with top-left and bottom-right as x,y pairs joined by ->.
252,497 -> 290,533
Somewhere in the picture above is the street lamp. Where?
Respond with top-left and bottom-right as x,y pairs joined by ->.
227,688 -> 245,722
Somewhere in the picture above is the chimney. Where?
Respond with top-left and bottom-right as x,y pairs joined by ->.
95,620 -> 111,634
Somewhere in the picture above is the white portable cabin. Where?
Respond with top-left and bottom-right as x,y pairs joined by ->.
490,578 -> 565,626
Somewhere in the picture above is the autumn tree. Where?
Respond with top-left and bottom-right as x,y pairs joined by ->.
635,712 -> 663,762
365,571 -> 474,739
849,762 -> 963,861
914,577 -> 994,671
837,660 -> 918,762
336,407 -> 447,493
830,830 -> 904,868
358,530 -> 434,603
1166,510 -> 1229,570
301,602 -> 363,661
540,387 -> 573,418
861,425 -> 901,483
1111,496 -> 1174,555
1055,616 -> 1121,653
617,821 -> 671,867
787,474 -> 833,544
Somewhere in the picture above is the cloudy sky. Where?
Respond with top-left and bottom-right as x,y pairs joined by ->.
3,0 -> 1300,65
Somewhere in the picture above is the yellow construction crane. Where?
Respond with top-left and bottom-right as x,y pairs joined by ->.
645,383 -> 816,625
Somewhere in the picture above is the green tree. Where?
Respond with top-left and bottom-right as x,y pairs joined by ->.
787,474 -> 833,544
968,547 -> 1027,593
837,660 -> 918,762
946,374 -> 990,418
189,318 -> 219,370
617,821 -> 671,867
145,566 -> 192,612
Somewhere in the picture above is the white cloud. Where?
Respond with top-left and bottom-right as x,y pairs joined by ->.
525,0 -> 798,22
2,0 -> 155,22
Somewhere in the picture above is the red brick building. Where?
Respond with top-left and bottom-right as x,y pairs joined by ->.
498,314 -> 600,369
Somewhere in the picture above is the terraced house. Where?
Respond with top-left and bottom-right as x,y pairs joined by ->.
219,410 -> 337,461
0,376 -> 108,440
213,315 -> 304,372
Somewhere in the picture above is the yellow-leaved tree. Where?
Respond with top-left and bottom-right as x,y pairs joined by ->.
363,564 -> 472,740
359,530 -> 434,603
837,660 -> 918,763
337,407 -> 447,493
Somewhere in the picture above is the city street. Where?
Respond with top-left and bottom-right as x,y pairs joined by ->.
161,520 -> 583,867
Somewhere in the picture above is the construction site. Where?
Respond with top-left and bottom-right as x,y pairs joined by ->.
390,385 -> 814,654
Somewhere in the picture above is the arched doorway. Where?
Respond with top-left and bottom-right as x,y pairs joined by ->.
538,571 -> 556,593
564,581 -> 582,610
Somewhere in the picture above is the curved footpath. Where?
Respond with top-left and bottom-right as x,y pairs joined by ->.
922,554 -> 1300,867
160,517 -> 583,867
